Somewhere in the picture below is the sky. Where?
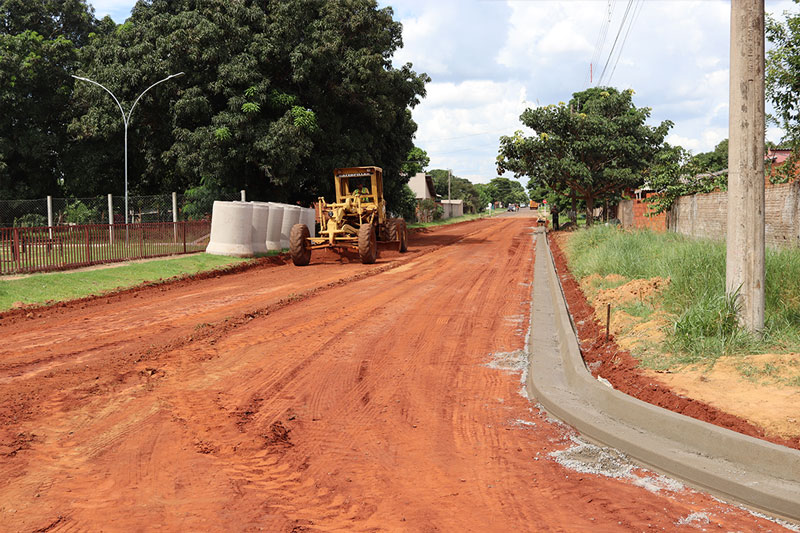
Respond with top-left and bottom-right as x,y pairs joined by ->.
91,0 -> 800,184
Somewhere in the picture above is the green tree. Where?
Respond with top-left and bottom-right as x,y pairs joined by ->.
0,0 -> 99,199
644,143 -> 728,215
691,138 -> 728,173
498,87 -> 671,225
70,0 -> 428,208
402,146 -> 430,176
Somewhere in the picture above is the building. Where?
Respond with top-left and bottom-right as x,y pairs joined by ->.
440,199 -> 463,219
407,172 -> 436,200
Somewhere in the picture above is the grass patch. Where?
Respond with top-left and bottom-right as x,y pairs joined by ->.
408,211 -> 499,229
563,225 -> 800,367
0,253 -> 252,311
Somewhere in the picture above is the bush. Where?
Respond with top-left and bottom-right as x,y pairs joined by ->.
62,200 -> 100,225
14,213 -> 47,227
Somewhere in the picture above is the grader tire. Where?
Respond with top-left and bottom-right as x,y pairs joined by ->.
398,219 -> 408,253
358,223 -> 377,264
386,218 -> 399,241
289,223 -> 312,266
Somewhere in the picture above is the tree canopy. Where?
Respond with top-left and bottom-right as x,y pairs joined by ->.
473,177 -> 527,208
0,0 -> 103,199
497,87 -> 671,224
2,0 -> 429,211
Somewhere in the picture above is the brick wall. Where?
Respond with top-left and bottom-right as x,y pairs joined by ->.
617,197 -> 667,232
620,182 -> 800,248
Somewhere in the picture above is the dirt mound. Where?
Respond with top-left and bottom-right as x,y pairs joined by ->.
592,277 -> 669,311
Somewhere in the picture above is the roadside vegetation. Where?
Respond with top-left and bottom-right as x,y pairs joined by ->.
0,253 -> 251,311
563,226 -> 800,372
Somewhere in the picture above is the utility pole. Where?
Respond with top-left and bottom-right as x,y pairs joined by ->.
727,0 -> 765,333
448,169 -> 452,218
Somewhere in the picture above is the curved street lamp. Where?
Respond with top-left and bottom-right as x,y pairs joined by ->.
71,72 -> 185,224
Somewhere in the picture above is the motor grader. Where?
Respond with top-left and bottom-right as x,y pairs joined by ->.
289,166 -> 408,266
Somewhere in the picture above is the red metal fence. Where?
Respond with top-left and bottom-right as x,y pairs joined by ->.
0,221 -> 211,275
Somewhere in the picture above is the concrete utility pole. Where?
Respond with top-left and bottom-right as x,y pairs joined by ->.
448,169 -> 452,218
727,0 -> 765,333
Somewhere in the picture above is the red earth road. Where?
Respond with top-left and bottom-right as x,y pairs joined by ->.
0,215 -> 790,531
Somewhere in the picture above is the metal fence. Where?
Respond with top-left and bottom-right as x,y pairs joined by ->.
0,220 -> 211,275
0,191 -> 243,228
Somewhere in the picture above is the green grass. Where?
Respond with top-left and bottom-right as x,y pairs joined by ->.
564,226 -> 800,366
0,253 -> 253,311
408,211 -> 499,229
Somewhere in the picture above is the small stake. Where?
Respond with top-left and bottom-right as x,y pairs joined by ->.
606,303 -> 611,341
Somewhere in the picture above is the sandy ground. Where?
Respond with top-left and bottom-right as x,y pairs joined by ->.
0,215 -> 791,531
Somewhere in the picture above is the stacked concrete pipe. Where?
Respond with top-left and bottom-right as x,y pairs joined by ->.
265,203 -> 284,251
301,207 -> 317,238
206,201 -> 254,257
279,205 -> 301,249
249,202 -> 270,255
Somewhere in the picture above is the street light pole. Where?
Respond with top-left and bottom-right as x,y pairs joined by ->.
72,72 -> 185,224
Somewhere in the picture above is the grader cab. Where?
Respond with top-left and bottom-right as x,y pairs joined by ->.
290,166 -> 408,266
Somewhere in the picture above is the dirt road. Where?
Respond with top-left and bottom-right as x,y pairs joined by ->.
0,217 -> 789,531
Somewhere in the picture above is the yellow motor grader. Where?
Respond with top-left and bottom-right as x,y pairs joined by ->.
290,166 -> 408,265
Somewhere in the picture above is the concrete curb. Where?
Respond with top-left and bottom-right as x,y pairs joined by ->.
526,228 -> 800,521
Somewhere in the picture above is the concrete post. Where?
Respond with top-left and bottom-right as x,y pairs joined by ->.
46,195 -> 53,240
240,190 -> 246,202
108,193 -> 114,244
172,191 -> 178,243
727,0 -> 765,333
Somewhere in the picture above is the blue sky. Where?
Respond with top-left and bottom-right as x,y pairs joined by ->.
90,0 -> 799,184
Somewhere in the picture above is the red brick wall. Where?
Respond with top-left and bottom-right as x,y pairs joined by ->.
630,197 -> 667,232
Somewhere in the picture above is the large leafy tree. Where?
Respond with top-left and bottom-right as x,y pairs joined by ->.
0,0 -> 100,199
69,0 -> 428,207
497,87 -> 671,225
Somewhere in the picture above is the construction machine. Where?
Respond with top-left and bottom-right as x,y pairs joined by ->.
289,166 -> 408,266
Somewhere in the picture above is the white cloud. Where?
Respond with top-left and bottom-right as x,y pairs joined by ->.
412,81 -> 531,183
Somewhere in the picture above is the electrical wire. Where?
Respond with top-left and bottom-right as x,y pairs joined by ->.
606,0 -> 644,85
596,0 -> 634,86
586,0 -> 614,86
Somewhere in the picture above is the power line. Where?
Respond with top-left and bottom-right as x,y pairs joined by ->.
607,0 -> 644,85
596,0 -> 635,86
587,0 -> 615,86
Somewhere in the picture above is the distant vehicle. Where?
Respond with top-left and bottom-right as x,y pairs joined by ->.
508,204 -> 517,212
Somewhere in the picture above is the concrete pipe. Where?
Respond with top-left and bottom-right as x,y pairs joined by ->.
301,207 -> 317,238
206,201 -> 254,257
280,205 -> 301,249
250,203 -> 270,255
265,203 -> 284,251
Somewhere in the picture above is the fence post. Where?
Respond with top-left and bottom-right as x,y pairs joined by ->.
240,190 -> 246,202
183,222 -> 187,254
172,192 -> 178,244
85,226 -> 91,263
47,195 -> 53,241
108,193 -> 114,245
